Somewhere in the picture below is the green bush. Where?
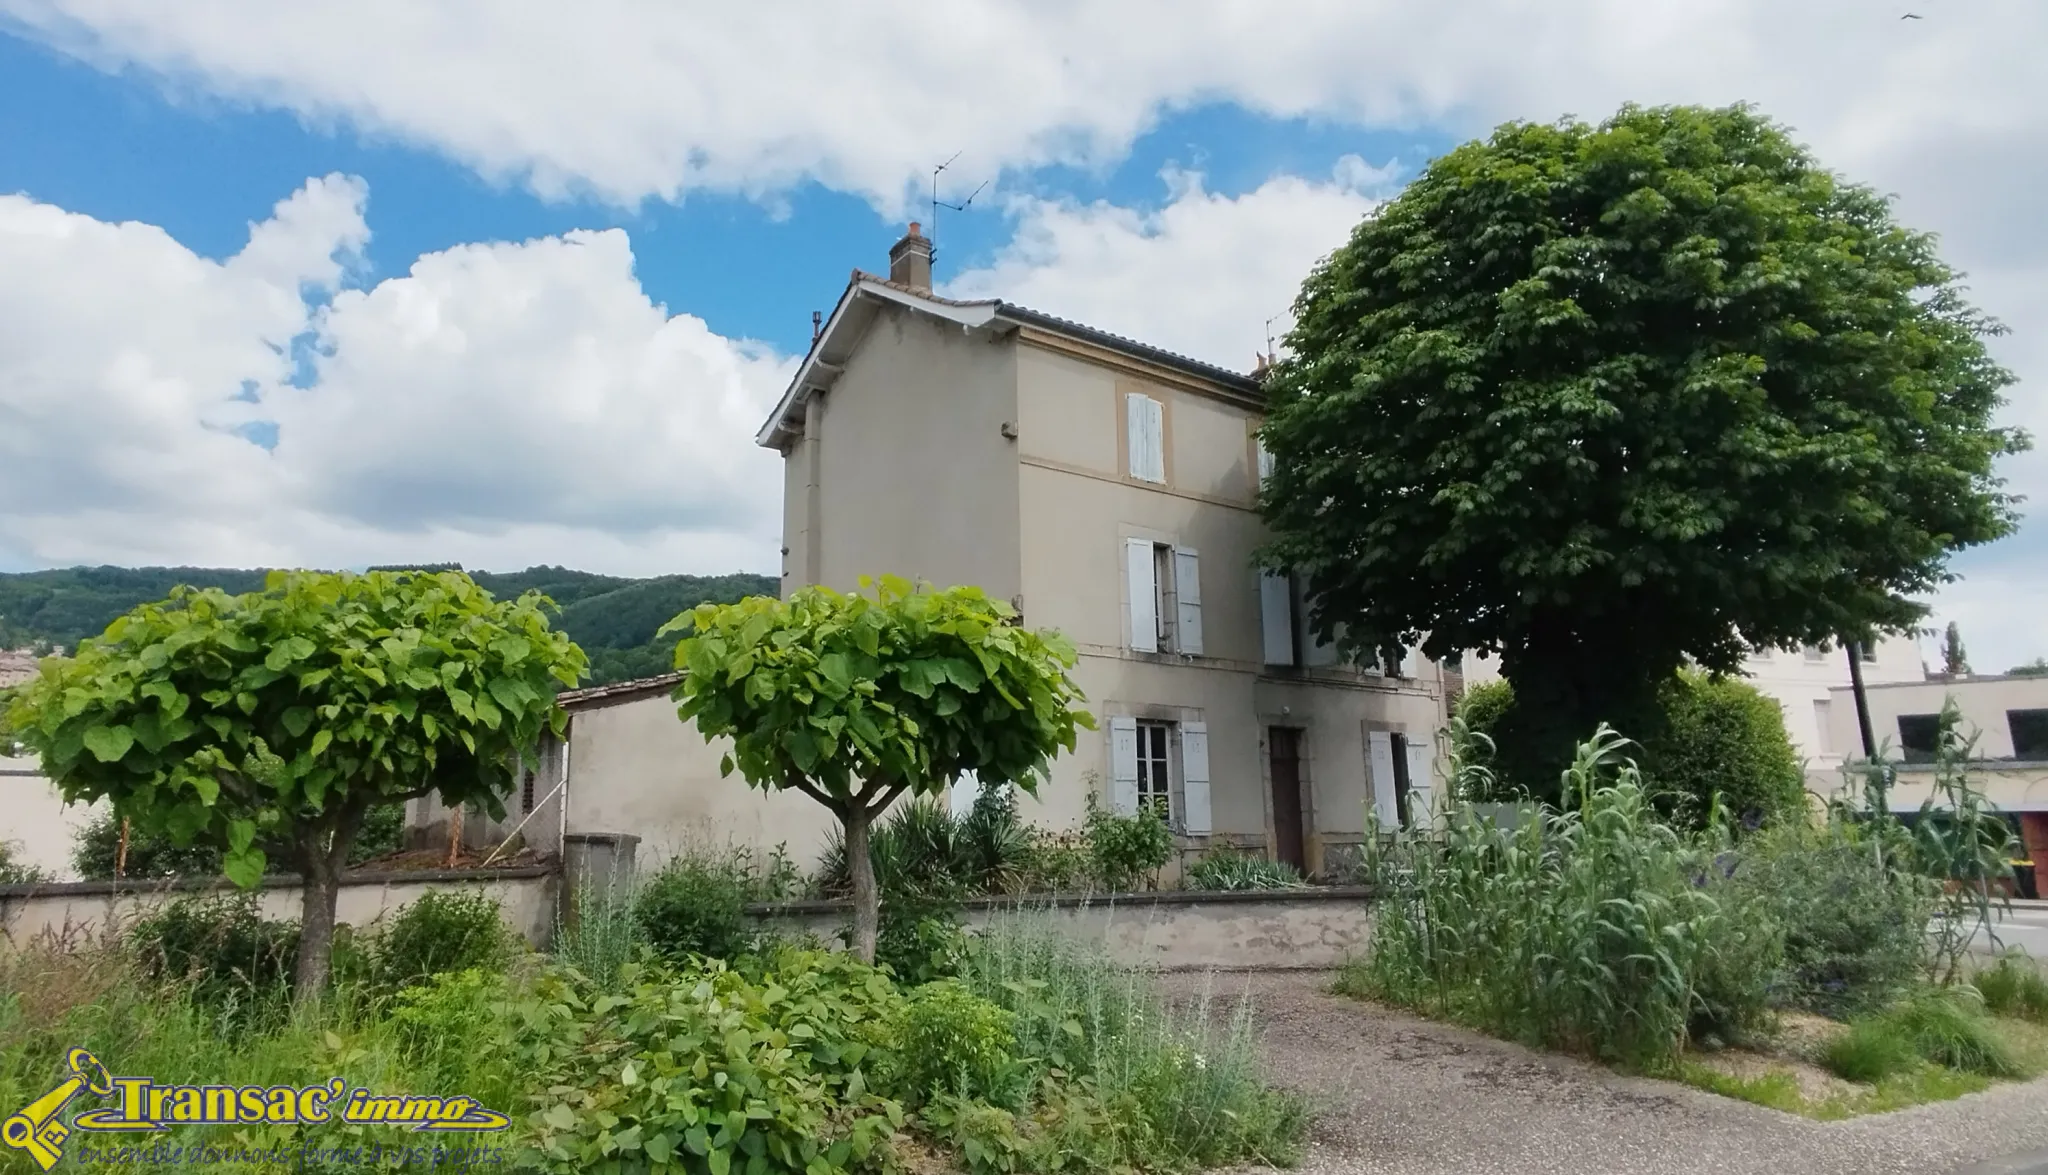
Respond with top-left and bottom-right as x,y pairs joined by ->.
1456,673 -> 1806,828
894,979 -> 1019,1105
633,852 -> 755,963
1016,827 -> 1095,893
1084,795 -> 1173,892
1725,821 -> 1934,1017
0,839 -> 46,886
517,949 -> 909,1174
129,894 -> 299,1018
1974,953 -> 2048,1022
372,888 -> 514,991
71,803 -> 407,880
876,898 -> 970,985
1184,852 -> 1306,892
387,967 -> 521,1111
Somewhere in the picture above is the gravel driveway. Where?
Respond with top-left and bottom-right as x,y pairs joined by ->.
1163,971 -> 2048,1175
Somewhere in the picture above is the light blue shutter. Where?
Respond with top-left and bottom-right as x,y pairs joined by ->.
1405,734 -> 1434,826
1260,572 -> 1294,665
1180,722 -> 1211,835
1127,394 -> 1164,482
1173,548 -> 1202,655
1367,729 -> 1398,829
1127,538 -> 1157,652
1109,717 -> 1140,814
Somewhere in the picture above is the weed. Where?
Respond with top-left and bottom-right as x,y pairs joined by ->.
1974,953 -> 2048,1022
551,878 -> 645,987
370,888 -> 514,992
633,851 -> 754,962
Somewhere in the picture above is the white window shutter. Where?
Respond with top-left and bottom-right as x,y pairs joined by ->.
1109,716 -> 1140,815
1256,439 -> 1275,483
1126,538 -> 1158,652
1405,734 -> 1434,824
1127,394 -> 1164,482
950,770 -> 982,819
1173,548 -> 1203,655
1259,572 -> 1295,665
1401,647 -> 1424,678
1367,729 -> 1398,829
1180,722 -> 1211,835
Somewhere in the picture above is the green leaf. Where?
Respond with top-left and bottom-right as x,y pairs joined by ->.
708,1148 -> 731,1175
281,706 -> 315,738
223,846 -> 265,888
309,729 -> 333,757
83,725 -> 135,763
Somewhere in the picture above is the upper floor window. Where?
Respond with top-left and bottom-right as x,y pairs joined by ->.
1127,538 -> 1202,655
1812,699 -> 1834,755
1126,393 -> 1165,483
2008,709 -> 2048,760
1897,713 -> 1942,763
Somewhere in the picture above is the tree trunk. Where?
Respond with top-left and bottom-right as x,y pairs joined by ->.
296,852 -> 340,997
844,805 -> 879,964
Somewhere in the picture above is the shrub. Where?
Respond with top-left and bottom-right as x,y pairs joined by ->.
386,967 -> 521,1111
633,851 -> 755,963
1638,671 -> 1807,829
1974,953 -> 2048,1022
517,949 -> 909,1174
129,894 -> 299,1017
876,897 -> 970,986
1350,725 -> 1736,1069
1184,852 -> 1305,892
1084,795 -> 1173,892
372,888 -> 514,991
1725,821 -> 1933,1017
0,839 -> 46,886
1456,673 -> 1806,827
1016,827 -> 1095,893
894,979 -> 1018,1105
957,784 -> 1032,896
71,803 -> 407,881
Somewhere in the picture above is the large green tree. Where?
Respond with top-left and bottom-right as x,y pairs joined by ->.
1,570 -> 585,993
1260,103 -> 2026,783
665,577 -> 1092,962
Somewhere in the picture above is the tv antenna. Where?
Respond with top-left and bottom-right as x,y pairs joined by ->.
930,151 -> 988,273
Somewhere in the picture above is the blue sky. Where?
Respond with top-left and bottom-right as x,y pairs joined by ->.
0,2 -> 2041,667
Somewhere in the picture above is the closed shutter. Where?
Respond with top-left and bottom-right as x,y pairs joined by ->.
950,770 -> 982,819
1127,393 -> 1164,482
1173,548 -> 1203,655
1260,572 -> 1295,665
1401,647 -> 1424,678
1405,734 -> 1434,825
1367,729 -> 1398,829
1256,439 -> 1275,483
1109,716 -> 1140,814
1181,722 -> 1211,835
1127,537 -> 1158,652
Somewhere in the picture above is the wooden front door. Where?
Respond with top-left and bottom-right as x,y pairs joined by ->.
1269,727 -> 1306,870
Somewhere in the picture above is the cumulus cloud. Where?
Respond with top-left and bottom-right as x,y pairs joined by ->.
946,159 -> 1388,370
0,178 -> 788,574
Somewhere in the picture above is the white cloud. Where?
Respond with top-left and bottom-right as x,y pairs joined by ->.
946,159 -> 1387,370
0,179 -> 788,575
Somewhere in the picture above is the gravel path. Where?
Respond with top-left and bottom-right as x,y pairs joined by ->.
1163,971 -> 2048,1175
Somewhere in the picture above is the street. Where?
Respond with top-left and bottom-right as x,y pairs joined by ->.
1953,900 -> 2048,959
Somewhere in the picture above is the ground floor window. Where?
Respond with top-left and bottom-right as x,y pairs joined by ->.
1136,719 -> 1174,819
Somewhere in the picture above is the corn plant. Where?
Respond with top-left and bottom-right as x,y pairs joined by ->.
1914,700 -> 2017,985
1352,723 -> 1731,1069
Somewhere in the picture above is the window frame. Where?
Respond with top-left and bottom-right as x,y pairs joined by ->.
1134,718 -> 1177,823
1897,713 -> 1943,764
2007,709 -> 2048,760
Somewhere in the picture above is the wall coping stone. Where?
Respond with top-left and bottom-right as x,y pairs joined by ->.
0,864 -> 556,901
746,884 -> 1376,917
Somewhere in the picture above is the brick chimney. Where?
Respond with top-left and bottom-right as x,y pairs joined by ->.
889,222 -> 932,292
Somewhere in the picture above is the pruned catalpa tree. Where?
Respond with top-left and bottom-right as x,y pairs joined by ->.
665,577 -> 1092,963
1259,103 -> 2027,790
1,570 -> 586,994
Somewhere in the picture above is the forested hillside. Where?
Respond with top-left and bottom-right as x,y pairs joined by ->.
0,564 -> 777,687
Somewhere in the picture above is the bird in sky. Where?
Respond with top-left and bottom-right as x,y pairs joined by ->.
1901,12 -> 1922,18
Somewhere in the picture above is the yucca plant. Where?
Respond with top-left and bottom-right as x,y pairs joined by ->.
1184,852 -> 1307,891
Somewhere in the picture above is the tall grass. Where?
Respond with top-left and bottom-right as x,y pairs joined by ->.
959,913 -> 1305,1169
1975,953 -> 2048,1022
1344,724 -> 1741,1069
550,877 -> 646,986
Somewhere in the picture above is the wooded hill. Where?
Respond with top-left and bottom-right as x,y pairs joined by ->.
0,564 -> 778,687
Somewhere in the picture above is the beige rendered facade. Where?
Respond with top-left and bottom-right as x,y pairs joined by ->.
758,226 -> 1445,875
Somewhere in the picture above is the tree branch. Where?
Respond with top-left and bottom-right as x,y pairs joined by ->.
860,778 -> 911,820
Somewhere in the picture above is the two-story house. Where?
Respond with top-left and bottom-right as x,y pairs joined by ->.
756,224 -> 1445,874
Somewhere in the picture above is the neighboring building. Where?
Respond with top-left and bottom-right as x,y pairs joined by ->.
1460,634 -> 1927,770
0,650 -> 103,882
1808,673 -> 2048,895
755,223 -> 1445,875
